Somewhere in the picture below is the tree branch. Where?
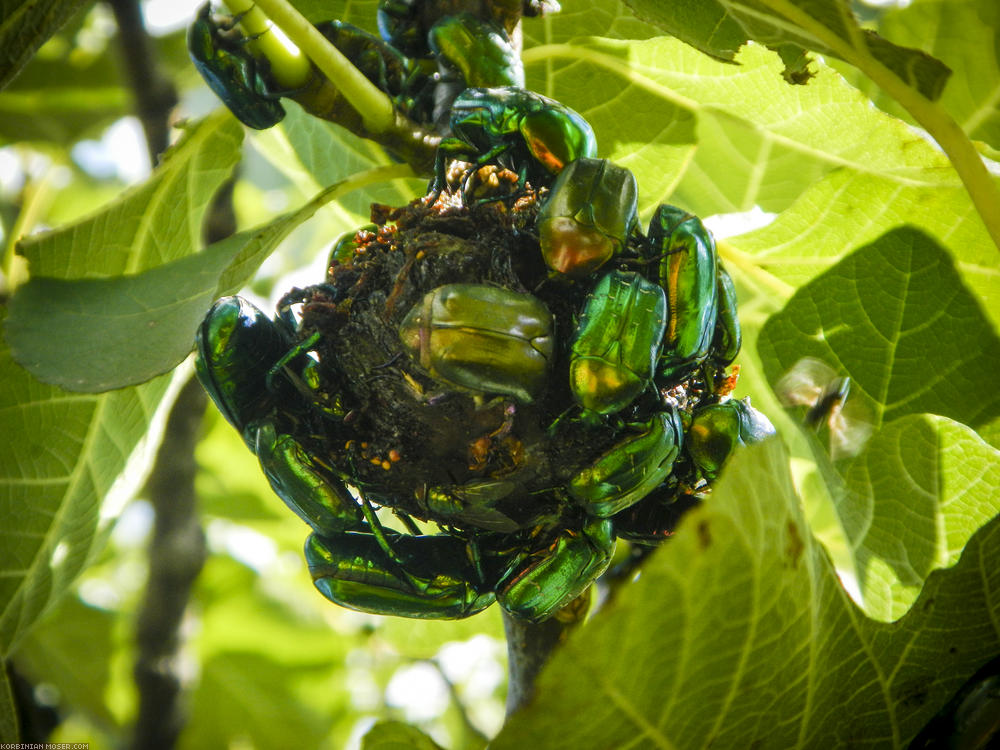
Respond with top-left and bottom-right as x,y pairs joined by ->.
107,0 -> 178,165
130,377 -> 208,750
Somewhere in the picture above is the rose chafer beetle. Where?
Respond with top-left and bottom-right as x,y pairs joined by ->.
399,283 -> 554,403
687,398 -> 776,481
313,19 -> 436,123
537,158 -> 639,277
431,87 -> 597,199
427,13 -> 525,127
569,270 -> 667,415
306,529 -> 496,619
194,295 -> 303,446
567,408 -> 684,517
710,264 -> 741,368
645,204 -> 719,381
195,297 -> 364,534
495,518 -> 615,623
188,3 -> 286,129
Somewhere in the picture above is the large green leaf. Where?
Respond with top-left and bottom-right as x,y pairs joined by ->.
757,228 -> 1000,617
4,111 -> 242,390
0,309 -> 174,654
492,439 -> 1000,749
5,162 -> 402,393
15,109 -> 242,279
839,0 -> 1000,154
521,17 -> 966,221
619,0 -> 951,99
758,227 -> 1000,432
840,415 -> 1000,620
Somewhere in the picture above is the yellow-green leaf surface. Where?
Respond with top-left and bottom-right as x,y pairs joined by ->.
838,0 -> 1000,153
492,440 -> 1000,749
523,8 -> 962,218
758,229 -> 1000,619
619,0 -> 951,99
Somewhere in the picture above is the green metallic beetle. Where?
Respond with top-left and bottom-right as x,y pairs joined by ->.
314,19 -> 436,123
188,3 -> 286,129
567,409 -> 684,517
687,398 -> 776,481
195,297 -> 363,533
710,265 -> 741,369
431,87 -> 598,199
305,529 -> 496,619
195,295 -> 303,446
537,158 -> 639,277
569,270 -> 667,415
399,283 -> 555,403
495,518 -> 615,623
427,13 -> 525,127
645,204 -> 719,382
422,479 -> 523,533
376,0 -> 430,57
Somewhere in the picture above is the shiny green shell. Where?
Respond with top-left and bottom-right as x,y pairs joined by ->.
306,531 -> 495,619
647,204 -> 719,380
567,409 -> 684,517
187,3 -> 285,129
538,158 -> 639,277
569,270 -> 667,415
399,283 -> 554,403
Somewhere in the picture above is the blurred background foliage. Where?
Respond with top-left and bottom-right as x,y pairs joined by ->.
1,0 -> 998,747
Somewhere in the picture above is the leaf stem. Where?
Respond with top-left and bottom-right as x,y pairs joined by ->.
717,239 -> 795,300
221,0 -> 312,88
223,0 -> 395,133
757,0 -> 1000,255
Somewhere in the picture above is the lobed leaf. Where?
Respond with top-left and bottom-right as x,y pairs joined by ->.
839,415 -> 1000,620
757,228 -> 1000,617
492,439 -> 1000,749
758,226 -> 1000,432
522,21 -> 965,222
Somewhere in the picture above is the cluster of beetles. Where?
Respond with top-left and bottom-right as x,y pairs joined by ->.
190,0 -> 775,622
